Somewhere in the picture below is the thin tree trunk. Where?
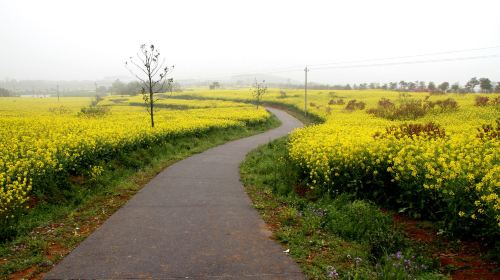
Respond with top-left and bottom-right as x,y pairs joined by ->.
150,91 -> 154,127
149,72 -> 154,128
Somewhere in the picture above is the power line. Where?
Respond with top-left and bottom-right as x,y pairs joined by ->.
199,66 -> 304,80
191,53 -> 499,80
309,54 -> 500,71
306,45 -> 500,68
234,45 -> 500,74
181,45 -> 500,81
179,67 -> 303,82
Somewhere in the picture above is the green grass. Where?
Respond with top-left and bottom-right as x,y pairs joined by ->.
0,115 -> 280,279
167,94 -> 324,125
240,138 -> 447,280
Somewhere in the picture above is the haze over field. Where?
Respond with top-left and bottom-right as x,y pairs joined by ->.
1,1 -> 500,278
1,0 -> 500,84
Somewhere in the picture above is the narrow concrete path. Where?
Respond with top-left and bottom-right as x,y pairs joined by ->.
45,108 -> 304,280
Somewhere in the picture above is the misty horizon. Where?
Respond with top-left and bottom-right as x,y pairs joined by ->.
1,0 -> 500,85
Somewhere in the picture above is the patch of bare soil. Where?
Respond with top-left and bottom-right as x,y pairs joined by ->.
393,214 -> 499,280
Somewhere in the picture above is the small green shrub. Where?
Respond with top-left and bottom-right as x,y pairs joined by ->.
48,106 -> 72,115
323,198 -> 406,259
78,106 -> 110,118
90,95 -> 105,106
279,207 -> 300,226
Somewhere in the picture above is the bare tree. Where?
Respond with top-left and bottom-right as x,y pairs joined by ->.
126,44 -> 174,127
251,79 -> 267,109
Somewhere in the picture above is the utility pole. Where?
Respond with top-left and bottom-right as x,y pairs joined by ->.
57,84 -> 60,102
304,66 -> 309,117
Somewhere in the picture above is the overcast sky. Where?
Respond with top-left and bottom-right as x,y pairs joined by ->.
1,0 -> 499,84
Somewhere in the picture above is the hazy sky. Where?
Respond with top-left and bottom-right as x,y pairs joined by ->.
1,0 -> 500,84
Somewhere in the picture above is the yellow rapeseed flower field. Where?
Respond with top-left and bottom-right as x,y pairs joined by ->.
192,88 -> 499,238
0,97 -> 269,219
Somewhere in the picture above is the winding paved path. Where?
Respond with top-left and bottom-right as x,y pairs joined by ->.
45,108 -> 304,280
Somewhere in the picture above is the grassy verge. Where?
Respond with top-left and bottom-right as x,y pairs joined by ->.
264,102 -> 320,126
0,115 -> 280,279
240,138 -> 447,280
167,94 -> 324,125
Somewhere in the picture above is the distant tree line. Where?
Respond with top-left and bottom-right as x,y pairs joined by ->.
108,79 -> 142,95
0,88 -> 15,97
0,79 -> 107,93
340,77 -> 499,93
0,80 -> 183,97
272,77 -> 499,93
107,79 -> 182,95
302,83 -> 353,90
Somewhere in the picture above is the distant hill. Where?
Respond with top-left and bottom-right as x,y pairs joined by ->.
229,74 -> 299,86
177,73 -> 301,88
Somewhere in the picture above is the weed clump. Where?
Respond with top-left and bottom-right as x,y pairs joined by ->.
374,122 -> 446,140
345,99 -> 366,111
48,106 -> 72,115
474,95 -> 500,107
475,96 -> 489,106
325,106 -> 332,115
328,98 -> 345,105
368,98 -> 427,120
368,97 -> 458,120
492,97 -> 500,106
477,119 -> 499,140
78,106 -> 110,118
428,98 -> 459,111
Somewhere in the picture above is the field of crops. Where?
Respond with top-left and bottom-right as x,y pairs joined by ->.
0,97 -> 270,220
100,94 -> 249,109
189,88 -> 500,242
2,89 -> 498,241
288,97 -> 498,238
